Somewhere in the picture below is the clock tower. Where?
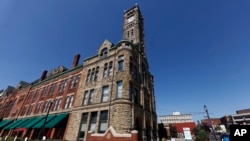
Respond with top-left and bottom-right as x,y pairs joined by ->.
123,4 -> 146,56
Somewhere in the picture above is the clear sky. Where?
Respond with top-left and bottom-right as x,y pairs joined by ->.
0,0 -> 249,122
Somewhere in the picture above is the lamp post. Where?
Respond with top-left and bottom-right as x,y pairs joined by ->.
41,101 -> 53,140
204,105 -> 217,141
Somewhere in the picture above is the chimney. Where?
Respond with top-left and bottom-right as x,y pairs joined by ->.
40,70 -> 47,81
72,54 -> 81,68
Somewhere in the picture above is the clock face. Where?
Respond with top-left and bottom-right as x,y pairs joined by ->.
128,16 -> 135,22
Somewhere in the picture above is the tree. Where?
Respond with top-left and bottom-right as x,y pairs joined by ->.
192,124 -> 209,141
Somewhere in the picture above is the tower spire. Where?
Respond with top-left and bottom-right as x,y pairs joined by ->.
123,5 -> 146,56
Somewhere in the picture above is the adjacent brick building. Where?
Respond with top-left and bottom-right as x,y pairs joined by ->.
201,118 -> 221,127
159,112 -> 195,138
0,54 -> 83,139
0,4 -> 157,141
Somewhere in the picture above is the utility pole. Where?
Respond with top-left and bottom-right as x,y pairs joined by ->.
204,105 -> 217,141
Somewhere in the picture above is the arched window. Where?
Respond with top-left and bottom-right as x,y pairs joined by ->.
103,63 -> 108,77
100,48 -> 108,58
108,61 -> 113,76
118,55 -> 124,71
90,68 -> 95,81
95,66 -> 99,81
86,69 -> 91,82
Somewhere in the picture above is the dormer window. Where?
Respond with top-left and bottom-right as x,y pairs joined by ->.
125,44 -> 130,49
100,48 -> 108,58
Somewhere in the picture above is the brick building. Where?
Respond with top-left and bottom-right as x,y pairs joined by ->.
0,54 -> 82,140
0,4 -> 157,141
159,112 -> 195,137
201,118 -> 221,127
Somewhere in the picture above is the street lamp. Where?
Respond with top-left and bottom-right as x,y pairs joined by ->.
204,105 -> 217,141
41,101 -> 53,140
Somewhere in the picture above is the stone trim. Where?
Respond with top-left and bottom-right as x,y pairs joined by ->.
89,126 -> 132,137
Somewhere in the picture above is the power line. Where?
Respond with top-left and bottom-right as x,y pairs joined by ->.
156,108 -> 213,116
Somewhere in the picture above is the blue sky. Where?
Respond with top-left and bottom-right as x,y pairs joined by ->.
0,0 -> 249,122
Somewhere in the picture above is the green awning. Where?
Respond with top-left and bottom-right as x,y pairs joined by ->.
3,120 -> 21,129
3,119 -> 25,129
23,116 -> 45,128
11,119 -> 29,129
0,120 -> 13,128
32,115 -> 56,129
45,113 -> 69,128
15,117 -> 35,128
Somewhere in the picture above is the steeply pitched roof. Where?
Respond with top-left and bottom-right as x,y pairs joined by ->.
16,81 -> 30,89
